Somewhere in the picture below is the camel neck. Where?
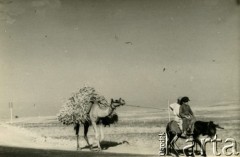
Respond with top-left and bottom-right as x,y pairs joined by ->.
94,104 -> 115,118
109,104 -> 116,114
105,104 -> 115,115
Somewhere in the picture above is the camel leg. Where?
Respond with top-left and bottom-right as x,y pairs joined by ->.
74,123 -> 80,150
92,121 -> 102,151
83,122 -> 92,149
76,135 -> 80,150
99,124 -> 104,142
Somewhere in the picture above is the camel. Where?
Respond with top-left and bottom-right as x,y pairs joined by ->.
74,98 -> 125,151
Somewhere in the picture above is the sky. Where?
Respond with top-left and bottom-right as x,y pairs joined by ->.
0,0 -> 239,117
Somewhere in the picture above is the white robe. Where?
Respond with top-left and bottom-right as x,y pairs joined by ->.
169,103 -> 182,130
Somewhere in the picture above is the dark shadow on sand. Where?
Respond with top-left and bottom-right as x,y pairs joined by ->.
81,140 -> 130,150
101,140 -> 129,150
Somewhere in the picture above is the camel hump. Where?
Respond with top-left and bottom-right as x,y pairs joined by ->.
85,97 -> 109,113
95,96 -> 109,109
97,101 -> 109,109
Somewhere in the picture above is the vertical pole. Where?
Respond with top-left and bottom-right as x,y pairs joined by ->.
166,132 -> 168,155
168,99 -> 170,122
9,102 -> 13,123
167,99 -> 170,155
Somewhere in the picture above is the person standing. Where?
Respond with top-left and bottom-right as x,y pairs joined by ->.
179,96 -> 196,136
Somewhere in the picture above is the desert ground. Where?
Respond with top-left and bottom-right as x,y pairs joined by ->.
0,102 -> 239,157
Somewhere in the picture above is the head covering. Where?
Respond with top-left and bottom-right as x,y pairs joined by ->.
177,97 -> 182,104
180,96 -> 190,105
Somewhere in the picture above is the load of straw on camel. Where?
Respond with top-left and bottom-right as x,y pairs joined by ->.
57,86 -> 118,126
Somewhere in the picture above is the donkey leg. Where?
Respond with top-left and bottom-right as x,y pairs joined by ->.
170,135 -> 178,148
167,133 -> 174,155
195,138 -> 207,156
170,135 -> 179,155
195,138 -> 201,155
195,141 -> 198,154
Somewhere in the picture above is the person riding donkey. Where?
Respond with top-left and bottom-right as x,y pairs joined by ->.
169,96 -> 196,137
179,96 -> 196,137
169,97 -> 183,132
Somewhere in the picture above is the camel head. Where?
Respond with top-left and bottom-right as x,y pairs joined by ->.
110,98 -> 125,109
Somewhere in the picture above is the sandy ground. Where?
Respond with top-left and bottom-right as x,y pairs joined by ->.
0,123 -> 61,150
0,103 -> 239,157
0,122 -> 157,155
0,122 -> 236,157
0,145 -> 159,157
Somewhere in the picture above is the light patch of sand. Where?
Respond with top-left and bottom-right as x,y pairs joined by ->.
0,122 -> 156,155
0,123 -> 74,150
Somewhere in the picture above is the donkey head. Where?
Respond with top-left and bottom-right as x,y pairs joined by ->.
208,121 -> 224,138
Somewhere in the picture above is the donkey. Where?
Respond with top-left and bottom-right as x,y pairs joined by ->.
166,120 -> 224,156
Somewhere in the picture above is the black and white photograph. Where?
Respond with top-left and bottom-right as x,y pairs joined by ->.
0,0 -> 239,156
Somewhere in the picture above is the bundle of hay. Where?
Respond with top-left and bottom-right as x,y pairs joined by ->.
57,86 -> 117,126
